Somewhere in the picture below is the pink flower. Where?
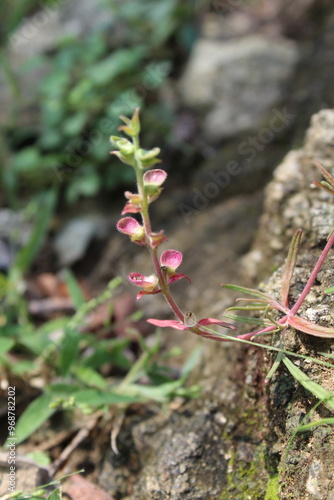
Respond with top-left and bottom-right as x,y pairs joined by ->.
143,169 -> 167,187
160,249 -> 190,284
149,230 -> 168,248
160,249 -> 182,270
121,192 -> 141,214
128,272 -> 161,299
147,317 -> 236,341
117,217 -> 146,245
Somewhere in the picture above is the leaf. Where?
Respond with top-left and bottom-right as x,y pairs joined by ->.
223,312 -> 271,326
60,327 -> 80,377
14,190 -> 57,273
281,229 -> 302,308
74,388 -> 141,406
288,315 -> 334,338
315,159 -> 334,190
0,338 -> 14,355
180,346 -> 202,377
73,366 -> 107,390
62,269 -> 85,309
87,47 -> 147,86
10,393 -> 55,445
47,488 -> 62,500
221,284 -> 271,301
325,286 -> 334,294
297,418 -> 334,432
282,355 -> 334,411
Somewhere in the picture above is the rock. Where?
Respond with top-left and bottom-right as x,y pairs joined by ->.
53,213 -> 112,267
179,35 -> 299,141
240,108 -> 334,499
247,108 -> 334,279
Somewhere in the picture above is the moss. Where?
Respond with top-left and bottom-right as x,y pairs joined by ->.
219,445 -> 268,499
264,475 -> 279,500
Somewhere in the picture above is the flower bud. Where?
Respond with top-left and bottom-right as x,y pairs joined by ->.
137,148 -> 161,168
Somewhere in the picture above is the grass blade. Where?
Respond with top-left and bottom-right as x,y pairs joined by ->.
222,284 -> 271,300
281,229 -> 302,308
282,355 -> 334,411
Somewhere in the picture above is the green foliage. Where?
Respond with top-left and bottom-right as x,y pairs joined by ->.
2,0 -> 197,206
1,273 -> 201,445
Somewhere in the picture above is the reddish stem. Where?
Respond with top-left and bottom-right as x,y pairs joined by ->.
290,232 -> 334,315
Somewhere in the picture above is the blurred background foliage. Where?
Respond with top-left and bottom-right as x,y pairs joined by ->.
0,0 -> 203,208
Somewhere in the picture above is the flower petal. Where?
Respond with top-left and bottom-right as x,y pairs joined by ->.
160,249 -> 183,270
149,230 -> 167,248
137,290 -> 162,300
117,217 -> 142,236
128,273 -> 159,289
121,202 -> 141,214
147,318 -> 188,330
168,273 -> 191,285
117,217 -> 146,245
143,169 -> 167,186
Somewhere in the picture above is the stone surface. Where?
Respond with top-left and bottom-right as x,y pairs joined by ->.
179,35 -> 299,141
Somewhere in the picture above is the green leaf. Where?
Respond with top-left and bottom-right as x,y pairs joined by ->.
62,269 -> 85,309
297,418 -> 334,432
221,284 -> 271,301
63,112 -> 88,137
180,346 -> 202,377
10,393 -> 55,445
12,147 -> 41,173
282,355 -> 334,411
60,327 -> 80,377
87,47 -> 147,86
26,450 -> 51,466
14,189 -> 57,273
223,312 -> 271,326
0,338 -> 14,355
74,388 -> 140,406
325,286 -> 334,294
47,488 -> 62,500
281,229 -> 302,308
74,366 -> 107,390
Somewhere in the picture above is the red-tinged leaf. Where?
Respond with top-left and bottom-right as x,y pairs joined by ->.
312,181 -> 334,196
315,159 -> 334,190
198,318 -> 236,330
147,318 -> 188,330
281,229 -> 303,308
288,315 -> 334,338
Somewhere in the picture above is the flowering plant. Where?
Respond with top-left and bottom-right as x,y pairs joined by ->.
112,109 -> 334,343
112,109 -> 237,342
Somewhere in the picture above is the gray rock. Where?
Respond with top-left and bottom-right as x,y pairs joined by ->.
179,35 -> 299,141
54,213 -> 111,267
